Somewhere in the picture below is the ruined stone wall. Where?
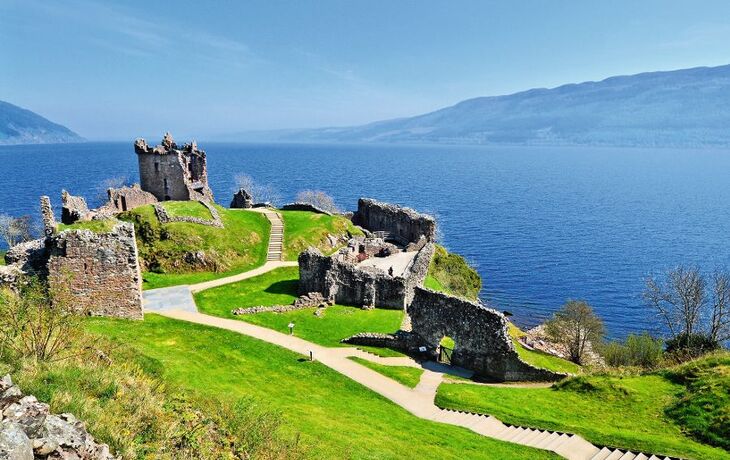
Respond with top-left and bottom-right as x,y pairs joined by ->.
60,191 -> 91,225
47,222 -> 143,320
352,198 -> 436,244
39,196 -> 56,237
102,184 -> 158,213
135,133 -> 214,203
298,243 -> 434,310
280,202 -> 333,215
407,287 -> 562,382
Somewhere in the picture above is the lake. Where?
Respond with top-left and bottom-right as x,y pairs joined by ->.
1,141 -> 729,338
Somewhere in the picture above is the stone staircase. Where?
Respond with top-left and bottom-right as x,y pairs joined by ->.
265,211 -> 284,261
435,409 -> 681,460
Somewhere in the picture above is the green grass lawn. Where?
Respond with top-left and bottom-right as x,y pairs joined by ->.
86,315 -> 557,459
118,204 -> 270,290
56,219 -> 118,234
279,210 -> 363,260
426,245 -> 482,300
195,266 -> 404,347
349,357 -> 424,388
0,250 -> 5,265
424,275 -> 445,292
436,370 -> 730,460
508,324 -> 582,375
162,200 -> 213,219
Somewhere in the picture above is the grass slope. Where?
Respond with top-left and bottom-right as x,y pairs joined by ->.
118,204 -> 269,290
436,364 -> 730,460
56,219 -> 118,234
280,210 -> 362,260
86,315 -> 557,459
426,245 -> 482,300
195,266 -> 403,347
163,201 -> 213,219
348,357 -> 424,388
508,324 -> 581,375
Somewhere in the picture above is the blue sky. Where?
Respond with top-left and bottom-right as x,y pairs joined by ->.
3,0 -> 730,140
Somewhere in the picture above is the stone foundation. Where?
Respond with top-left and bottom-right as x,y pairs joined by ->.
152,201 -> 223,228
102,184 -> 158,213
61,191 -> 91,225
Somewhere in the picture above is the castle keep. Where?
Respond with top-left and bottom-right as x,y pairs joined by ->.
134,132 -> 214,202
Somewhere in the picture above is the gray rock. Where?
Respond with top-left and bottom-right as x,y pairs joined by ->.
2,396 -> 49,438
0,421 -> 33,460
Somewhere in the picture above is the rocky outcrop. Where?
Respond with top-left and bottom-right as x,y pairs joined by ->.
230,189 -> 253,209
351,198 -> 436,245
0,375 -> 115,459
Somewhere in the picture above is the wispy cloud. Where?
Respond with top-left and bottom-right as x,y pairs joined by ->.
657,23 -> 730,51
26,0 -> 259,69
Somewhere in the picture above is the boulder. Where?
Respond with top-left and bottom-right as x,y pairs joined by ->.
230,188 -> 253,209
0,421 -> 33,460
2,396 -> 50,438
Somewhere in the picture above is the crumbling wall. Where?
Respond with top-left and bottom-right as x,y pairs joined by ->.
61,191 -> 91,225
102,184 -> 158,213
135,133 -> 214,203
230,189 -> 253,209
298,243 -> 434,310
352,198 -> 436,244
39,196 -> 56,237
280,202 -> 333,215
47,222 -> 143,320
407,287 -> 563,382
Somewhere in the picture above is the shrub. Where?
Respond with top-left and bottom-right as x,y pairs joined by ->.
427,245 -> 482,300
665,332 -> 719,361
600,333 -> 664,369
295,190 -> 339,214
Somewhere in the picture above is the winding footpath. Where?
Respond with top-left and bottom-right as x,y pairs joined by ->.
143,209 -> 677,460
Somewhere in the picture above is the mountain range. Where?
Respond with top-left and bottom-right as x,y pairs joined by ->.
236,64 -> 730,147
0,100 -> 84,145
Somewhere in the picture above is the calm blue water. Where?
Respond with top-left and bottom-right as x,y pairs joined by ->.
1,142 -> 729,338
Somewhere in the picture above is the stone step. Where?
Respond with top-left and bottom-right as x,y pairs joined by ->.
533,431 -> 561,449
633,454 -> 649,460
543,433 -> 571,451
554,437 -> 601,460
618,451 -> 637,460
591,447 -> 614,460
521,429 -> 547,446
503,427 -> 526,441
604,450 -> 626,460
511,428 -> 536,444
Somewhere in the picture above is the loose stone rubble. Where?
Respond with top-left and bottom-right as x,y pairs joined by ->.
232,292 -> 332,315
0,375 -> 116,459
152,200 -> 223,228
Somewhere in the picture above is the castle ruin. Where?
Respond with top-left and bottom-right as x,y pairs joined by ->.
134,132 -> 214,202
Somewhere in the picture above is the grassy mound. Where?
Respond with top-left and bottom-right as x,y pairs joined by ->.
117,203 -> 269,289
508,324 -> 581,374
195,266 -> 403,347
163,200 -> 213,219
85,315 -> 557,459
663,352 -> 730,450
348,356 -> 424,388
280,210 -> 362,260
436,355 -> 730,460
426,244 -> 482,300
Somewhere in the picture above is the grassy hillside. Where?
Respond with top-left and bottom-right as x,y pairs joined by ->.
195,266 -> 403,347
86,315 -> 557,459
118,203 -> 269,289
426,245 -> 482,300
436,353 -> 730,460
280,210 -> 362,260
348,356 -> 424,388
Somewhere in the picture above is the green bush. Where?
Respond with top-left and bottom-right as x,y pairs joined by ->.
427,245 -> 482,300
665,332 -> 720,360
600,333 -> 664,369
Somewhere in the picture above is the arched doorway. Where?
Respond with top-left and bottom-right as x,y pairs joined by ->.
438,336 -> 455,364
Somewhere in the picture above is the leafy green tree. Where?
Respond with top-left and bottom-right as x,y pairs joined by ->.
545,300 -> 604,364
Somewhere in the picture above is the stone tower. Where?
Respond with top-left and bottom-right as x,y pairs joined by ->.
134,132 -> 214,202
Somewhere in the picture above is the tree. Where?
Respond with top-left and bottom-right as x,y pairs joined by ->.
545,300 -> 604,364
0,214 -> 34,248
233,173 -> 282,207
295,190 -> 338,213
644,266 -> 730,348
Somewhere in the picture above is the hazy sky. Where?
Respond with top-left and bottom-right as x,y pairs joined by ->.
3,0 -> 730,140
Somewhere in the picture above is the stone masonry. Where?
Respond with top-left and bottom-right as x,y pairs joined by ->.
101,184 -> 158,213
134,132 -> 214,202
61,190 -> 91,224
39,196 -> 56,237
298,243 -> 434,309
406,287 -> 563,381
46,222 -> 143,319
352,198 -> 436,245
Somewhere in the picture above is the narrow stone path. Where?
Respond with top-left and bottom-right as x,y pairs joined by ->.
153,309 -> 674,460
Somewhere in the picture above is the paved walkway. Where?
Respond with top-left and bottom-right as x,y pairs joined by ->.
154,308 -> 668,460
357,251 -> 417,277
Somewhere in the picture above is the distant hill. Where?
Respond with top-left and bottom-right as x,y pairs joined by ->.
241,64 -> 730,147
0,100 -> 84,145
